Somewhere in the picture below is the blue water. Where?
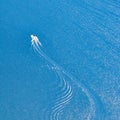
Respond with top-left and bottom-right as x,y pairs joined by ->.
0,0 -> 120,120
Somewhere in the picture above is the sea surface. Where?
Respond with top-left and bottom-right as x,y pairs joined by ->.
0,0 -> 120,120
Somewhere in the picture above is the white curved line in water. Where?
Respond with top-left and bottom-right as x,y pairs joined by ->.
50,85 -> 72,119
53,86 -> 73,120
50,69 -> 73,120
53,83 -> 72,105
51,85 -> 72,115
54,70 -> 67,93
51,90 -> 73,120
54,71 -> 72,100
31,35 -> 96,120
31,35 -> 73,120
51,93 -> 72,120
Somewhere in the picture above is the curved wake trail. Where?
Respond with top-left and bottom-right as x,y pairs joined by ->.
50,70 -> 73,120
31,35 -> 96,120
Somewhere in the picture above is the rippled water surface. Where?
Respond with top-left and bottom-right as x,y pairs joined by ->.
0,0 -> 120,120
